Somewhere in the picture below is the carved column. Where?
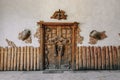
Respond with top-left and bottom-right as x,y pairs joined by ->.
39,21 -> 45,70
72,22 -> 78,70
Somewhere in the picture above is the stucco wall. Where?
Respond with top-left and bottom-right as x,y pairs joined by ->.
0,0 -> 120,47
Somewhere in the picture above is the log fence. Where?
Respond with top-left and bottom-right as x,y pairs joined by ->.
0,46 -> 119,71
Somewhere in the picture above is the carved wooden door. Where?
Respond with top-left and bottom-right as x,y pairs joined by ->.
38,21 -> 78,70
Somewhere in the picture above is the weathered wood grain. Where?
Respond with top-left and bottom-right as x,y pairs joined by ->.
79,46 -> 83,70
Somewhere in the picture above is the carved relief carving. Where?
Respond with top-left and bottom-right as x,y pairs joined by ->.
5,39 -> 16,47
51,9 -> 67,20
18,29 -> 32,43
34,27 -> 41,42
89,30 -> 107,44
76,27 -> 84,44
43,26 -> 73,69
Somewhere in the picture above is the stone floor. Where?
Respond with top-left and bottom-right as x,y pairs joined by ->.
0,71 -> 119,80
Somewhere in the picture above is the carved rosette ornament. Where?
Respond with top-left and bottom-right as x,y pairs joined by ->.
76,27 -> 84,44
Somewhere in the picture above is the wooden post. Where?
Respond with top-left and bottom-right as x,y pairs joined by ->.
105,46 -> 110,70
94,47 -> 98,70
23,46 -> 27,70
4,47 -> 8,71
90,46 -> 95,70
0,47 -> 1,71
34,48 -> 37,70
30,46 -> 33,70
37,47 -> 40,70
98,47 -> 102,70
27,46 -> 30,71
109,46 -> 113,70
76,47 -> 79,70
7,47 -> 11,70
101,46 -> 106,70
14,47 -> 17,71
40,23 -> 45,70
113,46 -> 118,70
20,47 -> 24,71
79,46 -> 83,69
87,46 -> 91,70
10,47 -> 14,70
82,46 -> 87,69
118,46 -> 120,69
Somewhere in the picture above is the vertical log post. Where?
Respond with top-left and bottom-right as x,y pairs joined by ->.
86,46 -> 91,70
76,47 -> 79,70
105,46 -> 110,70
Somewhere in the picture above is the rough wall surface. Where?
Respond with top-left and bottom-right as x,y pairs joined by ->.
0,0 -> 120,47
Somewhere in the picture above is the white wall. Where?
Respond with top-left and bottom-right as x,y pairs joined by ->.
0,0 -> 120,47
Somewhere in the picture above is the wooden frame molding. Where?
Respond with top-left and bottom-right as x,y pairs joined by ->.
37,21 -> 79,70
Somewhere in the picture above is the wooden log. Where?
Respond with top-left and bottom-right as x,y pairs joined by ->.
0,47 -> 4,71
105,46 -> 110,70
13,47 -> 17,71
94,46 -> 98,70
97,47 -> 102,70
4,47 -> 8,71
37,47 -> 40,70
76,47 -> 79,70
101,46 -> 106,70
118,46 -> 120,69
34,48 -> 37,70
86,46 -> 91,70
17,47 -> 20,71
90,46 -> 95,70
10,47 -> 14,70
109,46 -> 113,70
82,46 -> 87,70
0,47 -> 1,71
112,46 -> 118,70
30,46 -> 33,70
24,46 -> 27,70
27,46 -> 30,71
79,46 -> 83,69
7,47 -> 11,71
20,47 -> 24,71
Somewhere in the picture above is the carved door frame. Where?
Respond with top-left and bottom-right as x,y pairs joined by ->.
37,21 -> 78,70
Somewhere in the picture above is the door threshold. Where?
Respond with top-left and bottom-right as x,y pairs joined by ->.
43,69 -> 72,73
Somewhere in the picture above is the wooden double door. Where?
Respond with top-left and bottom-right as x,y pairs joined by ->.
38,21 -> 78,70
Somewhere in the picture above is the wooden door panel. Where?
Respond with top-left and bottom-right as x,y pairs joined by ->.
44,26 -> 72,70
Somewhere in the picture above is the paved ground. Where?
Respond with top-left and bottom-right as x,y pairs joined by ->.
0,71 -> 119,80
